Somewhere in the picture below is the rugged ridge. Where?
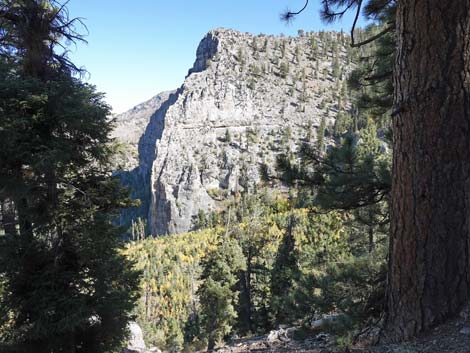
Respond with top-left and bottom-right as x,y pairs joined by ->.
115,28 -> 353,235
112,90 -> 174,170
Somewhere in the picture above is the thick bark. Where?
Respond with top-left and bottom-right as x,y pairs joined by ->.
387,0 -> 470,340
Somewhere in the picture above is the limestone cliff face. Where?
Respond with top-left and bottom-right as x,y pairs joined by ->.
112,90 -> 174,170
115,28 -> 353,235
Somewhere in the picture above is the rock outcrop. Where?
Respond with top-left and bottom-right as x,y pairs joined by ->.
112,91 -> 174,170
114,28 -> 353,235
124,321 -> 146,352
122,321 -> 161,353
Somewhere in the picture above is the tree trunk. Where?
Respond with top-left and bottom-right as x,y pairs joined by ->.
207,332 -> 216,352
387,0 -> 470,340
1,199 -> 17,236
245,260 -> 253,333
368,226 -> 374,253
238,248 -> 254,335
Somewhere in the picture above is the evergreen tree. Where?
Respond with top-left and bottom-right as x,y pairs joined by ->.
236,47 -> 245,70
274,109 -> 391,335
269,215 -> 301,325
250,36 -> 258,58
281,0 -> 470,340
125,193 -> 349,351
331,56 -> 341,79
198,237 -> 246,351
279,61 -> 289,78
316,116 -> 326,152
225,128 -> 232,143
387,0 -> 470,338
262,38 -> 268,52
130,217 -> 147,240
0,1 -> 140,351
333,112 -> 351,137
309,35 -> 317,58
280,40 -> 286,58
229,193 -> 274,335
348,25 -> 394,123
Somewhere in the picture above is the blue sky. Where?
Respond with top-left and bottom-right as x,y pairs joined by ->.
67,1 -> 365,114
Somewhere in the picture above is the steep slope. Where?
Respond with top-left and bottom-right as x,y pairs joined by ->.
115,28 -> 354,235
112,91 -> 174,170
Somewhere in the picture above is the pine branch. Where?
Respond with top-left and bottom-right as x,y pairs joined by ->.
280,0 -> 309,23
351,24 -> 394,47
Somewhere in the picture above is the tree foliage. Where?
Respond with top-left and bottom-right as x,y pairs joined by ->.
0,1 -> 140,352
126,192 -> 351,351
198,237 -> 246,351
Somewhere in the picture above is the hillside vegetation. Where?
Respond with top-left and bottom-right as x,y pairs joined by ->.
120,22 -> 394,352
125,191 -> 386,352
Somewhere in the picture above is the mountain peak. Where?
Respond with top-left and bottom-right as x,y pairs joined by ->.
115,29 -> 354,235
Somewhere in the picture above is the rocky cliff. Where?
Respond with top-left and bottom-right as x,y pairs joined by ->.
114,28 -> 353,235
112,90 -> 174,170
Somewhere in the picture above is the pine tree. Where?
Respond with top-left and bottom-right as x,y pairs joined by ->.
347,24 -> 394,121
236,47 -> 245,70
285,0 -> 470,340
279,61 -> 289,78
269,215 -> 301,325
280,0 -> 470,340
316,116 -> 326,152
262,38 -> 268,52
251,36 -> 258,58
229,193 -> 273,335
280,40 -> 286,58
275,91 -> 391,332
332,56 -> 341,79
198,237 -> 246,351
387,0 -> 470,339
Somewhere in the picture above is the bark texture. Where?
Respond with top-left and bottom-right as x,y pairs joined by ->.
387,0 -> 470,340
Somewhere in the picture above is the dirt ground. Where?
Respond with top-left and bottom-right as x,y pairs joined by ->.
210,308 -> 470,353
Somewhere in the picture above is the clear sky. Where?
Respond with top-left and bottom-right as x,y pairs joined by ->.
66,1 -> 365,114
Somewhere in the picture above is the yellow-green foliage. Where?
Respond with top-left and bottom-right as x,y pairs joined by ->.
124,197 -> 348,350
124,228 -> 222,348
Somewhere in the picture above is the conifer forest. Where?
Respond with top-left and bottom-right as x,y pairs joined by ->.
1,1 -> 470,353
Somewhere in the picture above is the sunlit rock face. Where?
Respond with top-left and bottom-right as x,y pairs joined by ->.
122,321 -> 161,353
114,28 -> 353,235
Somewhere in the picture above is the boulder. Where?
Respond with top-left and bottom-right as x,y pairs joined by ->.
266,328 -> 292,344
122,321 -> 162,353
